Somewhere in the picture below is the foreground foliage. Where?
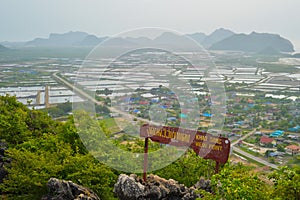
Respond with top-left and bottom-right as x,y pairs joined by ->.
0,96 -> 117,199
268,166 -> 300,200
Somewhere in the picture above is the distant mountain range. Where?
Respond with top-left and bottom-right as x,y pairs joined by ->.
0,28 -> 295,53
210,31 -> 294,52
202,28 -> 235,48
25,31 -> 107,47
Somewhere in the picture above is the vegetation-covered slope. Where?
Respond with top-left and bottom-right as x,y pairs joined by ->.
0,95 -> 299,200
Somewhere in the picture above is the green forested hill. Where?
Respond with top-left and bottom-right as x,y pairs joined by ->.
0,95 -> 299,200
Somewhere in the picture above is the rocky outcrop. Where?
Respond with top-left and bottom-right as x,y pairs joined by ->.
42,178 -> 100,200
114,174 -> 212,200
192,178 -> 212,193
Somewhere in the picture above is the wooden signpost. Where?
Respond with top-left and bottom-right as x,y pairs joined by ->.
140,124 -> 231,181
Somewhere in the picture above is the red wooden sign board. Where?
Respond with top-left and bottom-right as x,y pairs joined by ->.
140,124 -> 231,181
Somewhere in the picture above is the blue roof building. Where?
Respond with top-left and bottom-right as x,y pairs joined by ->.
133,109 -> 140,113
202,112 -> 212,117
167,117 -> 177,121
179,113 -> 187,118
270,130 -> 284,137
288,125 -> 300,132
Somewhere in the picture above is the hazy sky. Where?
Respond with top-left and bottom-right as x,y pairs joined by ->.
1,0 -> 300,51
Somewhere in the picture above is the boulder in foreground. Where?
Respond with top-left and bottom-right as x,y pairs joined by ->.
42,178 -> 100,200
114,174 -> 212,200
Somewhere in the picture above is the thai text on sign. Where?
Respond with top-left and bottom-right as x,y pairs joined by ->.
140,124 -> 230,164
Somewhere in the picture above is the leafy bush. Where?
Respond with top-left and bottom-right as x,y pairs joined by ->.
155,150 -> 214,187
208,164 -> 272,200
0,134 -> 117,199
268,166 -> 300,200
0,96 -> 117,199
0,95 -> 59,145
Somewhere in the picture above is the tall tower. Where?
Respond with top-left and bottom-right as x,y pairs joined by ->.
36,90 -> 41,105
45,85 -> 50,108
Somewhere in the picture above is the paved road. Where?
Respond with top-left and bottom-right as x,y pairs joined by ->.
230,126 -> 279,170
53,72 -> 101,105
233,146 -> 279,170
52,72 -> 159,126
231,128 -> 257,146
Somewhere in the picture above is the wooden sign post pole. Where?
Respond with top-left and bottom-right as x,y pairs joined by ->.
215,161 -> 220,174
143,137 -> 149,182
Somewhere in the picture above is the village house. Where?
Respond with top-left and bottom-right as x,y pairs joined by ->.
254,131 -> 262,136
274,138 -> 285,145
260,136 -> 276,147
285,145 -> 300,155
287,134 -> 299,141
